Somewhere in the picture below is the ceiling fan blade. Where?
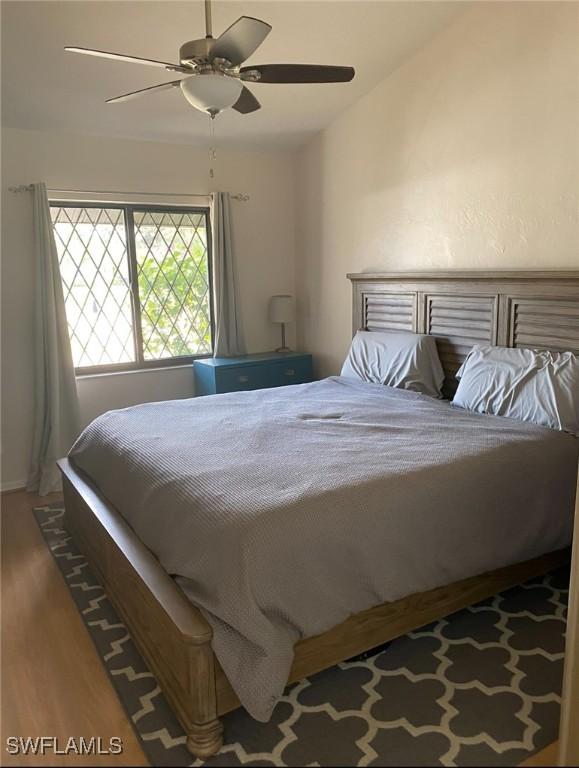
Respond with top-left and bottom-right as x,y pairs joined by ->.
106,80 -> 182,104
240,64 -> 355,84
232,86 -> 261,114
210,16 -> 272,66
65,46 -> 188,72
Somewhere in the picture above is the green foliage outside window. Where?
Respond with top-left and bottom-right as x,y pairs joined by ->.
136,230 -> 211,360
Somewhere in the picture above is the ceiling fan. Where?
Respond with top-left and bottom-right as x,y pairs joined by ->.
65,0 -> 355,117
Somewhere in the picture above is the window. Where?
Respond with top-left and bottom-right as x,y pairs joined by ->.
51,203 -> 213,374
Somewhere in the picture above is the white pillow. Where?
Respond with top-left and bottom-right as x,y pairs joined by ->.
340,330 -> 444,398
453,345 -> 579,435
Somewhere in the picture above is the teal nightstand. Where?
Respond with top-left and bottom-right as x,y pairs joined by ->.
193,352 -> 313,396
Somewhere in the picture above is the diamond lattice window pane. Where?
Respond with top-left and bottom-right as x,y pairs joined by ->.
134,210 -> 212,360
51,206 -> 135,368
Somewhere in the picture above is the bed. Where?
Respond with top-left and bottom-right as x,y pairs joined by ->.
59,270 -> 579,758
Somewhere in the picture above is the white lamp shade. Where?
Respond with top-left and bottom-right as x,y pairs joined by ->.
269,295 -> 295,324
180,74 -> 243,114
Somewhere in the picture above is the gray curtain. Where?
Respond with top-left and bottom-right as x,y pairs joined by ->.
212,192 -> 246,357
27,182 -> 81,495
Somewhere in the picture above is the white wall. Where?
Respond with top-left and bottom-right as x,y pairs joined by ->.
296,1 -> 579,377
1,127 -> 297,489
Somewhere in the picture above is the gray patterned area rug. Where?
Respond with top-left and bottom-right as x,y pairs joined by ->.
34,503 -> 568,768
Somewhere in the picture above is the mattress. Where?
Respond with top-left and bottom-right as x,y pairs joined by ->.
69,376 -> 578,720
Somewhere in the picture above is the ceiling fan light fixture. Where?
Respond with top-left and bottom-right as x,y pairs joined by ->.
66,2 -> 355,116
180,73 -> 243,115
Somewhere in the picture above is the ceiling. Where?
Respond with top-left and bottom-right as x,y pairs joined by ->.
1,1 -> 467,149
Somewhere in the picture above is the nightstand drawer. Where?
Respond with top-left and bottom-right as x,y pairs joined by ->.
216,365 -> 269,392
268,358 -> 312,387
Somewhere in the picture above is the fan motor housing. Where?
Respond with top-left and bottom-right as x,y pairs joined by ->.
179,38 -> 215,65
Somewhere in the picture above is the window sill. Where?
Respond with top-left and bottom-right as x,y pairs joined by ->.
75,362 -> 201,381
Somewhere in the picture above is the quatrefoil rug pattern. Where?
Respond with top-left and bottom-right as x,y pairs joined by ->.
34,504 -> 568,767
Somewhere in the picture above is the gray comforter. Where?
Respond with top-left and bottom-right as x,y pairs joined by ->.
69,376 -> 578,720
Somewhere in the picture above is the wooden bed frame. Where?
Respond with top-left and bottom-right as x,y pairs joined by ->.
59,270 -> 579,759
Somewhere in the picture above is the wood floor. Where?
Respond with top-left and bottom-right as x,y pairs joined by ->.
1,490 -> 146,766
1,489 -> 559,767
521,741 -> 559,766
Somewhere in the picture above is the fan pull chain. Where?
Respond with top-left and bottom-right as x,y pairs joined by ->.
208,114 -> 217,180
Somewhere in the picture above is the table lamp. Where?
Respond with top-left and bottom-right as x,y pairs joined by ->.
269,295 -> 295,352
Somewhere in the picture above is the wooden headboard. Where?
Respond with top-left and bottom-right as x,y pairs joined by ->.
348,270 -> 579,395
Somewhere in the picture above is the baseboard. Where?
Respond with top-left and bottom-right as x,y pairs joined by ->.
1,478 -> 27,494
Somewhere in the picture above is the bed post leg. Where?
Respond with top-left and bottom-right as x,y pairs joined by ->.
186,643 -> 224,759
186,719 -> 223,759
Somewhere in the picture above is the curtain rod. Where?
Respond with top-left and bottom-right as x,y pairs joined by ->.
7,185 -> 249,201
